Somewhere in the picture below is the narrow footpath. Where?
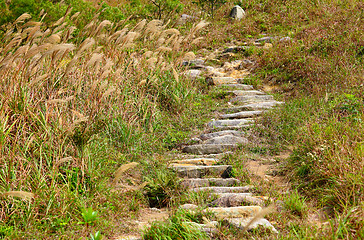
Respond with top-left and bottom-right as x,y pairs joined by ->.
120,40 -> 285,239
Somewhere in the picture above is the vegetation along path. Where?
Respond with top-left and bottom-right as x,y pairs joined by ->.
120,41 -> 287,239
1,0 -> 363,239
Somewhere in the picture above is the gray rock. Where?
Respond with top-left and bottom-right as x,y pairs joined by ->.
184,221 -> 218,236
280,36 -> 292,42
172,165 -> 233,178
229,5 -> 246,20
204,135 -> 248,145
171,158 -> 217,166
209,193 -> 265,207
182,59 -> 205,66
206,77 -> 237,85
238,59 -> 255,69
207,119 -> 254,129
231,95 -> 274,103
231,90 -> 266,96
223,101 -> 284,112
182,144 -> 237,154
181,178 -> 241,188
199,130 -> 244,140
220,84 -> 254,90
191,186 -> 252,193
184,69 -> 202,79
220,110 -> 263,119
223,46 -> 249,53
226,217 -> 278,233
206,206 -> 261,219
179,204 -> 199,210
255,36 -> 274,43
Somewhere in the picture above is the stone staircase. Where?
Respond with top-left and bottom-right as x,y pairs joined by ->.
120,47 -> 283,239
168,54 -> 283,237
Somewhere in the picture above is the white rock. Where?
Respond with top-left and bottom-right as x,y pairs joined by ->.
229,5 -> 246,20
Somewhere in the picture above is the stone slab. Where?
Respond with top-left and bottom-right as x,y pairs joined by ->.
207,119 -> 254,129
231,95 -> 274,103
220,84 -> 254,90
223,101 -> 284,113
191,186 -> 252,193
230,90 -> 266,96
199,130 -> 244,140
204,135 -> 249,145
171,158 -> 218,166
181,178 -> 241,188
226,217 -> 278,233
210,193 -> 265,207
206,77 -> 238,85
206,206 -> 262,219
173,165 -> 233,178
220,110 -> 263,119
182,144 -> 237,154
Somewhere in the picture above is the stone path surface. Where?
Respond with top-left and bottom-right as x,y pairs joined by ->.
119,41 -> 283,240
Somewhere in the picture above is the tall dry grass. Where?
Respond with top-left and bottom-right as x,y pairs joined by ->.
0,10 -> 208,232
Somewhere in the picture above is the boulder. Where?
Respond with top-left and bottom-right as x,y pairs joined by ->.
229,5 -> 246,20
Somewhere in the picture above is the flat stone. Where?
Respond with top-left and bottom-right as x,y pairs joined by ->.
184,221 -> 218,236
223,46 -> 248,53
210,193 -> 265,207
231,95 -> 274,103
182,144 -> 237,154
171,158 -> 218,166
199,130 -> 244,140
220,84 -> 254,90
179,204 -> 198,210
207,119 -> 254,129
204,135 -> 249,145
229,5 -> 246,20
173,165 -> 233,178
191,186 -> 252,193
181,178 -> 241,188
255,36 -> 274,43
206,77 -> 238,85
220,110 -> 263,119
183,69 -> 202,79
226,218 -> 278,233
280,36 -> 292,42
223,101 -> 284,112
182,59 -> 204,66
206,206 -> 262,219
230,90 -> 266,96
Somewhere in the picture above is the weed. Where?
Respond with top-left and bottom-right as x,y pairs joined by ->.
143,209 -> 209,240
79,207 -> 99,228
284,190 -> 308,217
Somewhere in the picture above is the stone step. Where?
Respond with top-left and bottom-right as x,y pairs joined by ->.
170,158 -> 218,166
172,165 -> 233,178
226,218 -> 278,233
220,110 -> 263,119
181,178 -> 241,188
207,119 -> 254,129
220,84 -> 254,90
230,90 -> 266,96
191,186 -> 252,193
204,135 -> 248,145
231,95 -> 274,103
206,77 -> 238,85
199,130 -> 244,140
223,101 -> 284,113
183,221 -> 218,236
182,144 -> 237,154
206,206 -> 262,219
209,193 -> 265,207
